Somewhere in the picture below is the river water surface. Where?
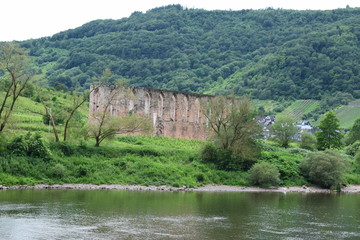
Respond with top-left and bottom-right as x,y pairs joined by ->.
0,190 -> 359,239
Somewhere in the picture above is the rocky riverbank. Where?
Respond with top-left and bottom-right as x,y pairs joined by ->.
0,184 -> 360,193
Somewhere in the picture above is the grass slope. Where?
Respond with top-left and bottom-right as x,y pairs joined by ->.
334,99 -> 360,129
1,90 -> 88,139
280,100 -> 319,121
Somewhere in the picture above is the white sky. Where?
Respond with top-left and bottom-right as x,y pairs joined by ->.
1,0 -> 359,41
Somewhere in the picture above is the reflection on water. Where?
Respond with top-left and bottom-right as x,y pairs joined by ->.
0,190 -> 359,240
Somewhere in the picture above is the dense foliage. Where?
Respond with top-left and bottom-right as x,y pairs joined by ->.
300,150 -> 349,188
316,111 -> 343,150
345,118 -> 360,145
0,134 -> 252,187
19,5 -> 360,100
201,97 -> 261,170
248,162 -> 280,187
270,115 -> 297,148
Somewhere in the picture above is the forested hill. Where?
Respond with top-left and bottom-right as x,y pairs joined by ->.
21,5 -> 360,100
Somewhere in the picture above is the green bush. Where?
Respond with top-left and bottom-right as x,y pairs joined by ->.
259,151 -> 303,184
346,141 -> 360,156
300,132 -> 317,151
7,132 -> 51,159
285,147 -> 311,156
27,133 -> 52,159
52,163 -> 66,178
200,142 -> 256,171
76,165 -> 89,177
200,142 -> 217,163
50,141 -> 76,157
300,150 -> 349,188
7,133 -> 30,155
248,162 -> 280,187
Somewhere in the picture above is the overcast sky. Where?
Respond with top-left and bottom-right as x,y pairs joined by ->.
1,0 -> 359,41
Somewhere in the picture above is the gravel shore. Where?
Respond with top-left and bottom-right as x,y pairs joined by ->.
0,184 -> 359,193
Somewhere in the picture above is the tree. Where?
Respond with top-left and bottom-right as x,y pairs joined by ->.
270,115 -> 297,148
300,131 -> 317,151
345,118 -> 360,145
62,69 -> 113,141
316,111 -> 343,150
31,70 -> 109,142
300,150 -> 349,188
202,96 -> 261,170
30,87 -> 65,142
0,43 -> 33,132
89,84 -> 152,147
62,89 -> 93,141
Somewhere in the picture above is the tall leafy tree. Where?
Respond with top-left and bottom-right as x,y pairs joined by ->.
270,115 -> 297,148
202,96 -> 261,169
0,43 -> 33,132
316,111 -> 343,150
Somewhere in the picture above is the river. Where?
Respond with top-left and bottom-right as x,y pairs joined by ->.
0,190 -> 359,239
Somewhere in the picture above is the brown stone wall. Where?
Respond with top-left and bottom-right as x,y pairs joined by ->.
89,86 -> 211,140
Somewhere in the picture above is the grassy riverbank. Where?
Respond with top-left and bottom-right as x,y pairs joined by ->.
1,134 -> 359,188
0,135 -> 249,187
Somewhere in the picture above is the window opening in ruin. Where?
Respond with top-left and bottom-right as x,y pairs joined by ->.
170,95 -> 176,121
144,92 -> 151,114
195,99 -> 200,124
158,93 -> 164,118
182,96 -> 188,121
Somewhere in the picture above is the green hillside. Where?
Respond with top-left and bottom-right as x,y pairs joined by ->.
0,90 -> 88,140
17,5 -> 360,100
281,100 -> 320,121
334,99 -> 360,129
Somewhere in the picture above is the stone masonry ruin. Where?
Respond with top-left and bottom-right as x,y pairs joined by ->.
89,86 -> 212,140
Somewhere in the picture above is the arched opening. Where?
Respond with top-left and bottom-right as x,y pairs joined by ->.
158,93 -> 164,118
144,92 -> 151,114
194,98 -> 201,124
170,94 -> 176,121
182,96 -> 188,122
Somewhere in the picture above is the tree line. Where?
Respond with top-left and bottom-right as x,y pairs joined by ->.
18,5 -> 360,100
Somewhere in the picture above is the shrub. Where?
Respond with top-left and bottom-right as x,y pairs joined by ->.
259,151 -> 302,183
346,141 -> 360,156
52,163 -> 66,178
27,133 -> 52,159
200,142 -> 217,164
50,141 -> 75,157
285,147 -> 311,156
76,165 -> 89,177
7,133 -> 31,155
118,136 -> 142,144
8,132 -> 51,159
300,150 -> 349,188
300,132 -> 317,151
200,142 -> 256,171
248,162 -> 280,187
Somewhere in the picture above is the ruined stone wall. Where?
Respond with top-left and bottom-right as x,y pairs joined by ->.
89,86 -> 211,140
